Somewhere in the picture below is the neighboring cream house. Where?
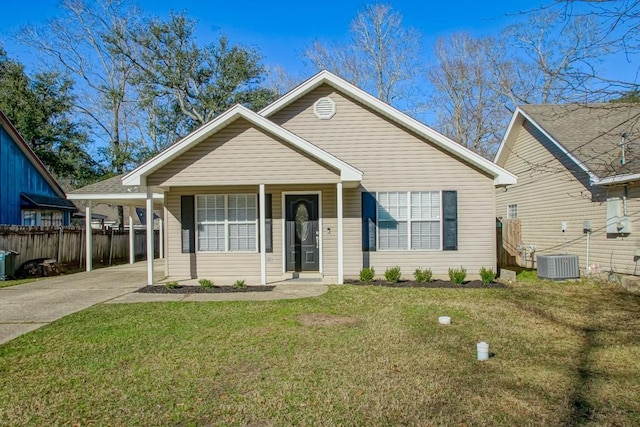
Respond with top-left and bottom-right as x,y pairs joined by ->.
78,71 -> 516,285
496,104 -> 640,276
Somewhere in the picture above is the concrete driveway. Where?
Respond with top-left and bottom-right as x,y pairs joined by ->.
0,262 -> 164,345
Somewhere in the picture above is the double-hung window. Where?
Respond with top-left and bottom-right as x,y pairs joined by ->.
196,194 -> 257,252
376,191 -> 441,250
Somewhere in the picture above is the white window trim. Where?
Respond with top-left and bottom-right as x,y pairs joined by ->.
507,204 -> 518,219
375,191 -> 442,251
196,194 -> 259,253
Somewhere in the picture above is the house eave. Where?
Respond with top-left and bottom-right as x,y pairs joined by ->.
593,173 -> 640,186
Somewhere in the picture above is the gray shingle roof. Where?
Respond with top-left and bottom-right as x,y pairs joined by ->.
68,174 -> 141,194
520,103 -> 640,178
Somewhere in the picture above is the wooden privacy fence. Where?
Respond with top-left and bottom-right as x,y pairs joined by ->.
497,218 -> 522,267
0,226 -> 159,268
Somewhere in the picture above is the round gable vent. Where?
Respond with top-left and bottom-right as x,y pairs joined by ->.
313,97 -> 336,120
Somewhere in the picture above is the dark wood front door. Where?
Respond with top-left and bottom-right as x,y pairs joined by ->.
286,194 -> 319,272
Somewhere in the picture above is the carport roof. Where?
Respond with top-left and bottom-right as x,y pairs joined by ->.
67,174 -> 164,207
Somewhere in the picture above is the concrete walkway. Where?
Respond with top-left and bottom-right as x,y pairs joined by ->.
0,262 -> 328,345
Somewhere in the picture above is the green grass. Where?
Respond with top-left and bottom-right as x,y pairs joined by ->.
1,278 -> 639,426
0,278 -> 37,289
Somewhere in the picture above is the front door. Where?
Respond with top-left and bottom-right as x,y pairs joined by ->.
286,194 -> 319,272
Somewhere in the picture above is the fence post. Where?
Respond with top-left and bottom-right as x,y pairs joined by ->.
57,226 -> 63,263
108,227 -> 114,265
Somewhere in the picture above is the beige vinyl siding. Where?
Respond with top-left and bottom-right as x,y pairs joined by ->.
270,84 -> 497,277
496,120 -> 640,275
148,118 -> 339,187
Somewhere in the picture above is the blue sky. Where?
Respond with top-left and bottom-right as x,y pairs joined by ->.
0,0 -> 548,76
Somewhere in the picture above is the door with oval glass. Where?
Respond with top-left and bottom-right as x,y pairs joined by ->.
285,194 -> 319,272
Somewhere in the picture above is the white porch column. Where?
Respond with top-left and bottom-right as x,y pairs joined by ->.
337,182 -> 344,284
259,184 -> 267,285
146,187 -> 154,285
128,205 -> 135,264
85,203 -> 92,272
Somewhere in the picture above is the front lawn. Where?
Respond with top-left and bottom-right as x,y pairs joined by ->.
1,279 -> 639,426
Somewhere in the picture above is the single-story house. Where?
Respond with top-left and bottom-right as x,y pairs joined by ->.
75,70 -> 516,285
495,103 -> 640,276
0,110 -> 76,225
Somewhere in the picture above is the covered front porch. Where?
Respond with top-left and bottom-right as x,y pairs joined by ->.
159,182 -> 357,286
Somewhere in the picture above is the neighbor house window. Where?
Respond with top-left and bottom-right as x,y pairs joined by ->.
507,204 -> 518,219
21,210 -> 63,226
22,210 -> 37,226
196,194 -> 257,252
377,191 -> 441,250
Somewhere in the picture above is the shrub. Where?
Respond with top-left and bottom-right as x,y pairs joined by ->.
479,267 -> 496,284
384,266 -> 402,283
413,267 -> 433,283
165,281 -> 178,289
448,267 -> 467,284
233,279 -> 247,289
359,267 -> 375,283
199,278 -> 214,289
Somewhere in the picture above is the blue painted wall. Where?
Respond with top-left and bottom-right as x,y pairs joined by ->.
0,126 -> 63,225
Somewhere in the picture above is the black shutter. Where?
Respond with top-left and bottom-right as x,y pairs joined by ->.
442,191 -> 457,251
362,191 -> 377,251
181,195 -> 196,253
258,194 -> 273,253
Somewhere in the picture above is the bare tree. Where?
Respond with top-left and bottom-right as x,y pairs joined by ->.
304,3 -> 422,107
18,0 -> 147,227
426,10 -> 610,158
18,0 -> 142,175
426,33 -> 510,157
519,1 -> 639,99
503,10 -> 609,104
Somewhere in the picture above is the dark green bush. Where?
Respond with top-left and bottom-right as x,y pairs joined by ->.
360,267 -> 375,283
448,267 -> 467,285
384,266 -> 402,283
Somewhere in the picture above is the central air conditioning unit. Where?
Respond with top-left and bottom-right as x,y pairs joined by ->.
537,254 -> 580,280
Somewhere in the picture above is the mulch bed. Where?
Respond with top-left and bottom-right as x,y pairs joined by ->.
136,285 -> 276,294
344,279 -> 507,289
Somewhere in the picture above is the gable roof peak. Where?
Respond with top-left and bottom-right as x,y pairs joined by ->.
260,70 -> 516,186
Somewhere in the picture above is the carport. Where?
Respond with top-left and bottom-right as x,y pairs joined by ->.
66,175 -> 164,285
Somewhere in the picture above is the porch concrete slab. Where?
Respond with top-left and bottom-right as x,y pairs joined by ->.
0,323 -> 48,345
0,261 -> 165,345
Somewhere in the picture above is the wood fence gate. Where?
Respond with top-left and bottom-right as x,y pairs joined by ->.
497,218 -> 521,268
